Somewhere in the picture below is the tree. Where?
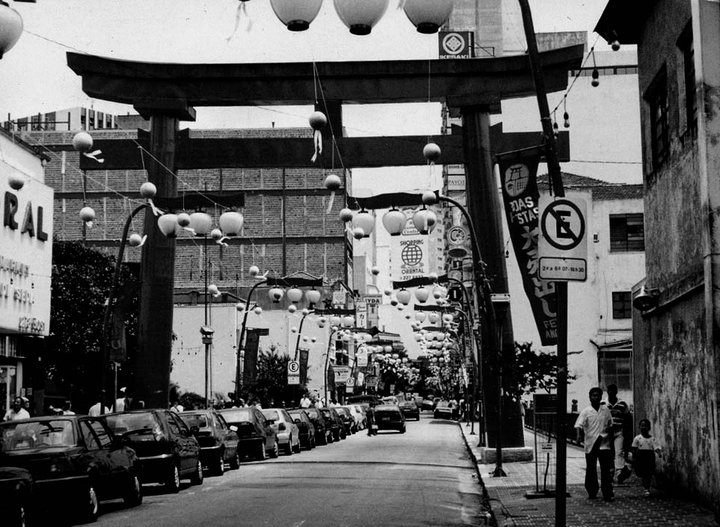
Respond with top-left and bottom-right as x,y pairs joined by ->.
242,346 -> 299,407
504,341 -> 575,401
46,241 -> 139,411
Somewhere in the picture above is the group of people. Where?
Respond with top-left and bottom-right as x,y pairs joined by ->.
574,384 -> 662,501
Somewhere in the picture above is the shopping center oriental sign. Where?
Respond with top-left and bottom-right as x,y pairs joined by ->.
1,156 -> 53,336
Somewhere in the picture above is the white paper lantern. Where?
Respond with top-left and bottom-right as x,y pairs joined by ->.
0,3 -> 23,58
402,0 -> 453,34
219,211 -> 244,236
334,0 -> 388,35
189,211 -> 213,236
157,213 -> 179,238
382,208 -> 406,236
352,210 -> 375,237
270,0 -> 322,31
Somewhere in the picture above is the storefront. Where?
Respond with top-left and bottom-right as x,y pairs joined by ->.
0,128 -> 52,418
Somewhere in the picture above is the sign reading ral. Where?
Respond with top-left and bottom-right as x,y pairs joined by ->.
538,196 -> 588,282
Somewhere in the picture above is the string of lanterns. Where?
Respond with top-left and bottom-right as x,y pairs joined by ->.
266,0 -> 454,35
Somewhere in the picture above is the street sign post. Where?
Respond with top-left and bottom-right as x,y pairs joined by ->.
287,360 -> 300,385
538,196 -> 588,282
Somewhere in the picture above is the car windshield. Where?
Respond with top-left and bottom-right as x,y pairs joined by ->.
220,409 -> 252,422
1,420 -> 76,450
261,410 -> 279,422
288,411 -> 303,420
180,414 -> 209,428
106,412 -> 160,436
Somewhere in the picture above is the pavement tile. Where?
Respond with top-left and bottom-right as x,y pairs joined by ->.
457,420 -> 719,527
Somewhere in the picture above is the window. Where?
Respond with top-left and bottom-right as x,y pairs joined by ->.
645,67 -> 669,169
612,291 -> 632,319
598,350 -> 632,390
610,213 -> 645,252
678,23 -> 697,136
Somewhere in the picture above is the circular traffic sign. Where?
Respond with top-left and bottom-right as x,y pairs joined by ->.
540,199 -> 585,251
287,361 -> 300,374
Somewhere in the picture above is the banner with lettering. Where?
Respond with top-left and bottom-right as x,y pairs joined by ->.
299,347 -> 309,385
497,148 -> 557,346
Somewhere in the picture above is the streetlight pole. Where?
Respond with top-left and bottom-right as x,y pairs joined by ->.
100,202 -> 148,414
235,278 -> 268,403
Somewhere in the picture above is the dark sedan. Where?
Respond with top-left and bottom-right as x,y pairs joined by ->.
218,407 -> 278,460
179,409 -> 240,476
334,406 -> 357,434
0,467 -> 33,527
287,409 -> 316,450
302,407 -> 333,445
374,404 -> 406,433
0,415 -> 143,523
105,409 -> 204,493
399,400 -> 420,421
321,407 -> 347,441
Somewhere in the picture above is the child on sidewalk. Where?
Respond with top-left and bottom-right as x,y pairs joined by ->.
631,418 -> 662,496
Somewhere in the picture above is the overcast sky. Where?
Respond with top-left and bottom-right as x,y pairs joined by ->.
0,0 -> 609,130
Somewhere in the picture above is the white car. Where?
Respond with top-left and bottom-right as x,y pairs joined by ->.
261,408 -> 301,455
348,405 -> 366,430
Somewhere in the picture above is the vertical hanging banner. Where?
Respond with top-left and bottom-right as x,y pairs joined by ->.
243,329 -> 261,385
497,148 -> 558,346
299,347 -> 309,384
390,216 -> 429,281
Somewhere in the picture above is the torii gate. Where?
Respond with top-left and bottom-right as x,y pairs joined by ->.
68,44 -> 583,447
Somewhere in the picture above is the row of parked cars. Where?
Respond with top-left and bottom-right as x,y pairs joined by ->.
0,403 -> 369,525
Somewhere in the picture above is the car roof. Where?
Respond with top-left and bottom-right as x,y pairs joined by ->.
375,404 -> 400,411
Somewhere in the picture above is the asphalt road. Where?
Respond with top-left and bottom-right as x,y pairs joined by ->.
94,413 -> 487,527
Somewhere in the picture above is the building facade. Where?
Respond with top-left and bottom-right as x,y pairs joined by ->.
597,0 -> 720,512
0,127 -> 52,417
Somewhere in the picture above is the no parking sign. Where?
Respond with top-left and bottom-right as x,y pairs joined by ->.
538,196 -> 588,281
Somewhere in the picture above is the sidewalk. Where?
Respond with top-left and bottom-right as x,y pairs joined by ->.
458,421 -> 719,527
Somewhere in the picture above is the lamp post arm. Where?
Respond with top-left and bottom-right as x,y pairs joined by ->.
100,203 -> 149,414
234,278 -> 267,402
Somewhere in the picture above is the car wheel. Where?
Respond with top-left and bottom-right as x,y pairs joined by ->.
212,453 -> 225,476
77,482 -> 99,524
434,411 -> 439,419
293,439 -> 301,453
190,459 -> 204,485
269,440 -> 279,458
257,439 -> 267,460
166,464 -> 181,493
400,425 -> 406,434
229,450 -> 241,470
123,473 -> 143,507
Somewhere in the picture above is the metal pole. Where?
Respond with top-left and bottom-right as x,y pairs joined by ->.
516,0 -> 567,522
204,235 -> 209,409
100,203 -> 147,414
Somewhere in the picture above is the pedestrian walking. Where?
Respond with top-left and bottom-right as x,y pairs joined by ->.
300,394 -> 312,408
366,404 -> 377,436
574,387 -> 614,501
631,418 -> 662,496
605,384 -> 632,483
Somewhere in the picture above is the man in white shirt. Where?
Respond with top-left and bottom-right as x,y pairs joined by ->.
3,397 -> 30,421
574,387 -> 614,501
300,395 -> 312,408
88,401 -> 110,416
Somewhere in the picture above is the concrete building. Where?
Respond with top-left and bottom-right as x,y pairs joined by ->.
0,127 -> 52,417
596,0 -> 720,513
17,116 -> 352,404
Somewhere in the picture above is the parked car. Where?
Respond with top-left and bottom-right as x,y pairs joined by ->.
219,407 -> 278,460
421,397 -> 436,411
303,406 -> 333,445
0,415 -> 143,523
321,407 -> 347,441
179,409 -> 240,475
374,404 -> 406,433
105,409 -> 203,493
0,467 -> 34,527
433,400 -> 457,420
334,406 -> 357,434
261,408 -> 301,455
399,400 -> 420,421
287,409 -> 316,450
346,394 -> 383,411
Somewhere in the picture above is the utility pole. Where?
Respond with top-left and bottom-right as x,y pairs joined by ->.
517,1 -> 568,525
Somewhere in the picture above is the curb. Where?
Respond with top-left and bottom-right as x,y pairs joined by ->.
457,421 -> 497,527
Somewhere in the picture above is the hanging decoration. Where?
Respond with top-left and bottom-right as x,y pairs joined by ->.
7,172 -> 25,190
270,0 -> 323,31
0,1 -> 23,59
72,132 -> 104,163
334,0 -> 389,35
423,142 -> 441,164
227,0 -> 252,41
324,173 -> 341,214
382,208 -> 406,236
351,209 -> 375,238
401,0 -> 454,34
309,110 -> 327,163
219,210 -> 244,236
590,49 -> 599,87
